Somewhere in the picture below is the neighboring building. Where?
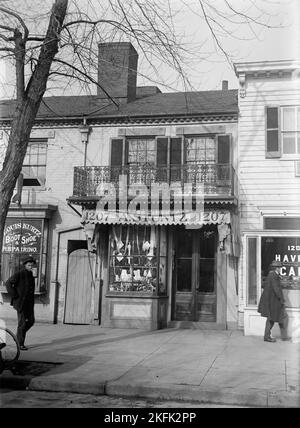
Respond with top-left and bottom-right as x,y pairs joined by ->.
0,43 -> 239,330
235,60 -> 300,339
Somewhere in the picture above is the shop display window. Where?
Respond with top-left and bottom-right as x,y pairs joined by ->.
261,237 -> 300,290
108,225 -> 167,295
246,235 -> 300,307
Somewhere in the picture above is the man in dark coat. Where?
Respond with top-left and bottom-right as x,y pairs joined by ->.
258,260 -> 289,342
5,256 -> 36,350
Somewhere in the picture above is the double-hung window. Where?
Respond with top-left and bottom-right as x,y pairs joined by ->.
22,140 -> 47,186
282,106 -> 300,155
266,105 -> 300,158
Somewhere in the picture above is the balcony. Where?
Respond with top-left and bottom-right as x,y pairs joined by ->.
71,164 -> 237,203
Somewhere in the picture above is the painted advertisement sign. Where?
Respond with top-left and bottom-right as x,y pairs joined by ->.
261,237 -> 300,290
3,219 -> 42,254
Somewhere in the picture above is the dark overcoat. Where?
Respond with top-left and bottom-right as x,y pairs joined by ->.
5,268 -> 35,313
258,270 -> 285,322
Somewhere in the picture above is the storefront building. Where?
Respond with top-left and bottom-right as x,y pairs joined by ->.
1,42 -> 239,330
235,60 -> 300,339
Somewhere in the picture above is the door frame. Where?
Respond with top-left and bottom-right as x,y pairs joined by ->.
171,227 -> 221,322
64,241 -> 95,324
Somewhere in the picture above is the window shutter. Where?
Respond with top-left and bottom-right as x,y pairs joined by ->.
217,135 -> 230,164
110,138 -> 124,182
170,137 -> 182,182
170,137 -> 182,164
111,138 -> 124,166
156,137 -> 168,165
266,107 -> 281,158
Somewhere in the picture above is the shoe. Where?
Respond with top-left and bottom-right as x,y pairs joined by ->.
20,345 -> 28,351
281,337 -> 291,341
264,337 -> 276,342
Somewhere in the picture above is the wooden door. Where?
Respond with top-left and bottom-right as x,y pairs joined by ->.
173,228 -> 217,322
64,249 -> 95,324
173,229 -> 196,321
196,228 -> 217,322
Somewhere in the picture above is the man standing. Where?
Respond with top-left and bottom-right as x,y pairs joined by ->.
258,260 -> 289,342
5,256 -> 36,350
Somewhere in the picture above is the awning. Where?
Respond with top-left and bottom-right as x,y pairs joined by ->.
81,208 -> 231,226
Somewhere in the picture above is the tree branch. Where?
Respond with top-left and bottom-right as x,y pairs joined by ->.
0,24 -> 15,33
52,57 -> 119,107
0,6 -> 29,42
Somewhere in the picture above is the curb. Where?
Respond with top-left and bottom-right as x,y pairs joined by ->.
1,373 -> 299,407
0,374 -> 33,390
106,382 -> 269,408
29,377 -> 105,395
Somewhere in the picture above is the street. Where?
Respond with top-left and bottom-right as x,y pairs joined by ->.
0,389 -> 249,408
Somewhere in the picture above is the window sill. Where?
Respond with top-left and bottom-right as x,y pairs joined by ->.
279,156 -> 300,161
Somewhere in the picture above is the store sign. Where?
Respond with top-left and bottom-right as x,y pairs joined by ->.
3,219 -> 42,254
82,209 -> 230,226
261,237 -> 300,289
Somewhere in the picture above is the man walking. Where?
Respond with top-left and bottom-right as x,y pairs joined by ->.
258,260 -> 289,342
5,256 -> 36,350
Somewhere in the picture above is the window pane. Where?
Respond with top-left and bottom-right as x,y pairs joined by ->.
109,225 -> 157,293
267,130 -> 279,152
176,259 -> 192,292
266,107 -> 278,129
297,107 -> 300,131
205,138 -> 215,149
264,217 -> 300,230
282,133 -> 296,154
147,139 -> 155,151
247,237 -> 257,305
147,151 -> 156,163
261,237 -> 300,296
297,135 -> 300,154
30,153 -> 39,165
37,166 -> 46,184
283,107 -> 295,131
38,153 -> 47,165
206,149 -> 215,162
199,259 -> 214,292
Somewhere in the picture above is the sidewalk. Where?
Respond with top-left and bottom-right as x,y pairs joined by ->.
0,321 -> 299,408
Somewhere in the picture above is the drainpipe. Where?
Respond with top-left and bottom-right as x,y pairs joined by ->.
78,118 -> 91,167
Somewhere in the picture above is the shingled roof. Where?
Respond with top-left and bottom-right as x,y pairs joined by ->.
0,88 -> 238,122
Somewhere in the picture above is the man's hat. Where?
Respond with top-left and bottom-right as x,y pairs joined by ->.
270,260 -> 282,268
22,256 -> 36,265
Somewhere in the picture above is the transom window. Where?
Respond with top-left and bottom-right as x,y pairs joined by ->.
22,141 -> 47,186
282,106 -> 300,155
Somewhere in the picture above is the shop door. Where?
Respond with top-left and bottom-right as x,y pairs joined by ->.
173,228 -> 216,322
64,248 -> 95,324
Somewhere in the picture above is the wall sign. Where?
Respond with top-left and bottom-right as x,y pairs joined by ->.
3,219 -> 42,254
261,237 -> 300,289
82,209 -> 230,226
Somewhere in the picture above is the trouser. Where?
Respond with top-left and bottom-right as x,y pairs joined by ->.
264,312 -> 289,340
16,310 -> 35,346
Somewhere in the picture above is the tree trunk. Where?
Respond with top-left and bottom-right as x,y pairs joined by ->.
0,0 -> 68,280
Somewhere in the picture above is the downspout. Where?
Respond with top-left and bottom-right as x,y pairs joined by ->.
78,117 -> 91,167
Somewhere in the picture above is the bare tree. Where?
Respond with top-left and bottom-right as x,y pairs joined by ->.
0,0 -> 286,275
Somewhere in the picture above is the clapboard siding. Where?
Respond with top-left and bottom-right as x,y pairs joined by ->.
238,80 -> 300,216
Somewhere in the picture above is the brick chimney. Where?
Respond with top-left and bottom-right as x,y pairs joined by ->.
97,42 -> 138,103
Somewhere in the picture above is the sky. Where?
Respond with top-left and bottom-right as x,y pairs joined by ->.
0,0 -> 299,97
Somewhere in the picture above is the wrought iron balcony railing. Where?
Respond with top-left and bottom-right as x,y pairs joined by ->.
72,163 -> 236,199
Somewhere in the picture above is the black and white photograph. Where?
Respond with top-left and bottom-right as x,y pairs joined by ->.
0,0 -> 299,412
